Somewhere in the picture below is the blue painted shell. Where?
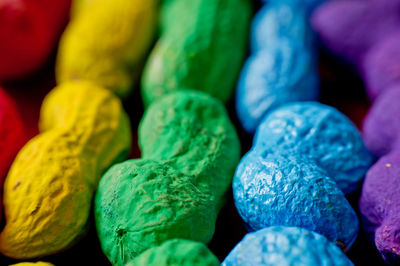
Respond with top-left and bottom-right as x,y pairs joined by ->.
236,2 -> 320,133
233,152 -> 359,249
222,226 -> 354,266
251,3 -> 314,52
236,43 -> 319,133
262,0 -> 327,12
253,102 -> 373,194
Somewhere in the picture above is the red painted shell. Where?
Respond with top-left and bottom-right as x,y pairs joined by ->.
0,87 -> 24,187
0,0 -> 71,81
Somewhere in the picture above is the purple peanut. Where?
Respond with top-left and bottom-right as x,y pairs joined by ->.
362,86 -> 400,157
312,0 -> 400,67
313,0 -> 400,263
363,32 -> 400,100
359,153 -> 400,264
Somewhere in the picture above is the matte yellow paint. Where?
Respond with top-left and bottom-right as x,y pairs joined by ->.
0,82 -> 131,259
70,0 -> 93,16
57,0 -> 157,97
10,262 -> 54,266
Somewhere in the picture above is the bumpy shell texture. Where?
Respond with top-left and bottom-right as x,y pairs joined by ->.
233,153 -> 359,250
139,91 -> 240,201
222,226 -> 353,266
57,0 -> 157,97
0,82 -> 131,259
127,239 -> 219,266
236,2 -> 320,134
236,42 -> 319,133
95,160 -> 215,265
141,0 -> 252,106
253,102 -> 373,194
95,91 -> 240,265
359,153 -> 400,264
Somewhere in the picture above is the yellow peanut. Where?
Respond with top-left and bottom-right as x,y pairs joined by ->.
0,81 -> 131,259
10,262 -> 54,266
57,0 -> 157,97
70,0 -> 93,16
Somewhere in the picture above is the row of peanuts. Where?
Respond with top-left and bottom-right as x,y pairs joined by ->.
1,0 -> 399,265
227,0 -> 366,265
2,0 -> 249,265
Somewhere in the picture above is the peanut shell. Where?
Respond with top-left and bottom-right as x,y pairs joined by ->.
0,82 -> 131,259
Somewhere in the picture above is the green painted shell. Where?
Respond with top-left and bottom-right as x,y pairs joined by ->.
95,91 -> 240,265
126,239 -> 219,266
141,0 -> 252,106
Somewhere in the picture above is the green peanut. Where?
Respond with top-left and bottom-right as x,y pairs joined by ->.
95,91 -> 240,265
126,239 -> 220,266
141,0 -> 252,106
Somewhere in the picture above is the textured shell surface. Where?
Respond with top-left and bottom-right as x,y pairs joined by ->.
126,239 -> 219,266
236,43 -> 319,133
359,153 -> 400,263
0,82 -> 131,259
233,152 -> 359,250
141,0 -> 252,106
253,102 -> 373,194
57,0 -> 157,97
222,226 -> 354,266
95,91 -> 240,265
139,90 -> 240,200
95,159 -> 216,265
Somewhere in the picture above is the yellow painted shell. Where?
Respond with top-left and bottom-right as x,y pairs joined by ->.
57,0 -> 157,97
10,262 -> 54,266
0,81 -> 131,259
70,0 -> 94,16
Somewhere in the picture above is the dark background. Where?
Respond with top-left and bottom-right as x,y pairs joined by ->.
0,1 -> 387,265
